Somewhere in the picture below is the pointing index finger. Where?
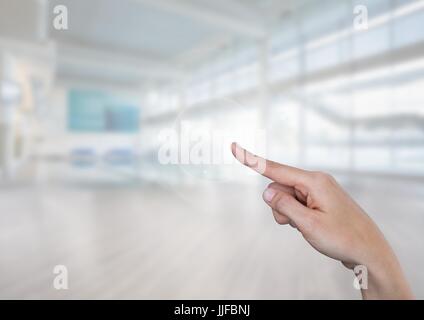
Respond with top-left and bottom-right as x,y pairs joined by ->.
231,142 -> 310,187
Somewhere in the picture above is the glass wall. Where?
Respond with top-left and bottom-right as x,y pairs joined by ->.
140,0 -> 424,180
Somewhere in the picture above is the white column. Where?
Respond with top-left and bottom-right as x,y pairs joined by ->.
347,0 -> 356,176
0,105 -> 17,181
295,12 -> 306,167
35,0 -> 49,42
258,39 -> 270,154
0,53 -> 18,181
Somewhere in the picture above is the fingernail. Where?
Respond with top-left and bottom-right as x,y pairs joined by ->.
231,142 -> 237,153
263,188 -> 276,202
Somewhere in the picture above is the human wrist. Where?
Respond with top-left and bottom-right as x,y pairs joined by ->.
360,251 -> 413,300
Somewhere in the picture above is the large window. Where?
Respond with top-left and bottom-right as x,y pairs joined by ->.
141,0 -> 424,179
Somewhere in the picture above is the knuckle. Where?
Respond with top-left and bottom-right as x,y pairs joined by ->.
268,182 -> 280,189
302,214 -> 320,235
274,193 -> 291,210
312,171 -> 334,185
274,215 -> 288,225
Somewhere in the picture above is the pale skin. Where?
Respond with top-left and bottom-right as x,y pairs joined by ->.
231,142 -> 414,300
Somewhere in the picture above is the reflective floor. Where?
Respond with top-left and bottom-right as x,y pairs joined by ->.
0,163 -> 423,299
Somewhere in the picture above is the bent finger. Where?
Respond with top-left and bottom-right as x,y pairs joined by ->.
262,187 -> 317,233
272,209 -> 290,225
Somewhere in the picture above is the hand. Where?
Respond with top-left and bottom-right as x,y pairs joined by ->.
231,142 -> 413,300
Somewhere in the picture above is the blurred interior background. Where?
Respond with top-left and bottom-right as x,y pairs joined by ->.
0,0 -> 424,299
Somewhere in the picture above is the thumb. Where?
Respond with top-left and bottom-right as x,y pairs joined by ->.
263,187 -> 317,234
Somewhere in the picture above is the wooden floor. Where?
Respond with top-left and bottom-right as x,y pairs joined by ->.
0,170 -> 423,299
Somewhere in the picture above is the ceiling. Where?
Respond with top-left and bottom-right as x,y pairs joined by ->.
1,0 -> 308,86
48,0 -> 220,61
